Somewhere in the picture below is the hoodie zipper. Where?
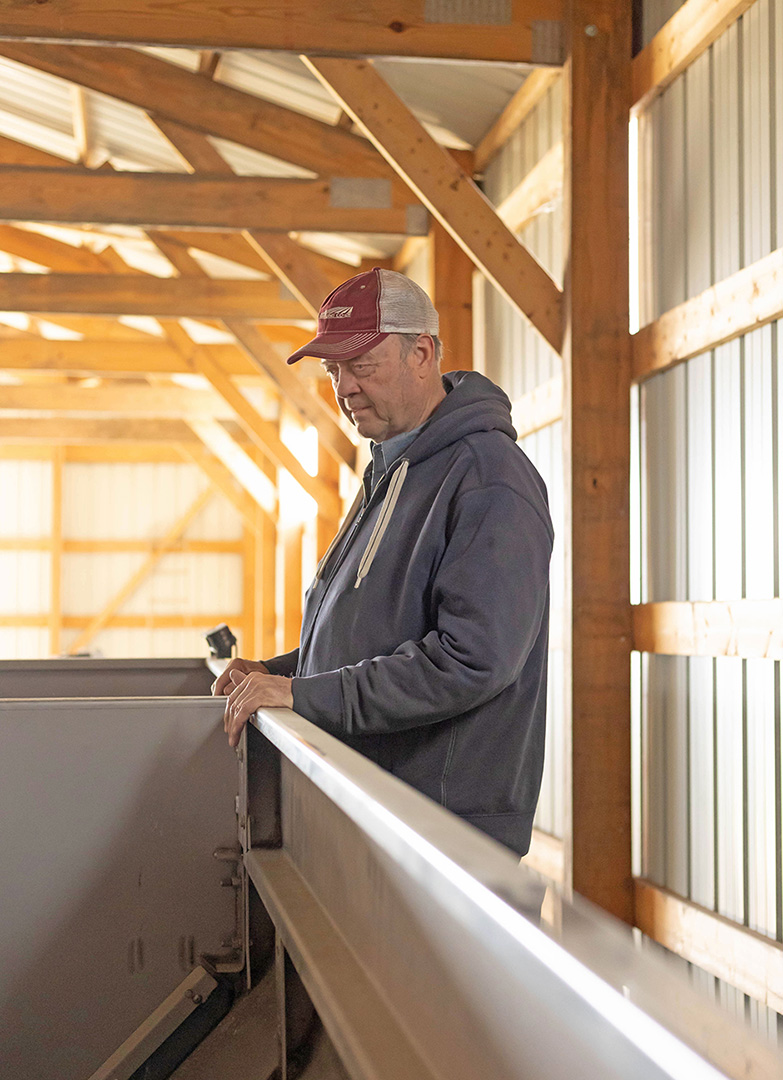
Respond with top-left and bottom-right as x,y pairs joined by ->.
297,460 -> 404,672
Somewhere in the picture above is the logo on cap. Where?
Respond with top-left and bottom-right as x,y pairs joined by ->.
322,305 -> 354,319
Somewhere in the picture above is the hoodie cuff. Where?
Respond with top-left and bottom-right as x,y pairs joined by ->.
291,671 -> 345,735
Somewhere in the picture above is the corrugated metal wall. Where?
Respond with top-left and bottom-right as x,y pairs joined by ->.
479,76 -> 566,839
636,0 -> 782,1033
0,457 -> 251,660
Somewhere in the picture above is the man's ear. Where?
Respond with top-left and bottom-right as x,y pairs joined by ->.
411,333 -> 436,376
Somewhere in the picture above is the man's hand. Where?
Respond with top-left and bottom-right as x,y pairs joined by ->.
223,669 -> 294,748
212,656 -> 269,697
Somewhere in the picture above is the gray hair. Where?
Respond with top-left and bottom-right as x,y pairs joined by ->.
397,332 -> 443,368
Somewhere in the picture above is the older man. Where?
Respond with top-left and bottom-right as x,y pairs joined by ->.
214,267 -> 552,856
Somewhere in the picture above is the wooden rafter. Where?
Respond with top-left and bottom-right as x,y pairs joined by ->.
632,600 -> 783,659
0,381 -> 235,418
0,338 -> 283,377
496,141 -> 563,234
632,0 -> 757,112
0,169 -> 419,233
187,418 -> 278,516
0,416 -> 237,443
635,878 -> 783,1012
0,4 -> 564,63
474,69 -> 562,174
0,133 -> 71,167
65,485 -> 215,655
147,229 -> 357,472
511,377 -> 563,439
144,117 -> 348,316
0,273 -> 312,320
178,444 -> 270,533
304,57 -> 563,355
0,44 -> 392,179
0,224 -> 107,273
632,248 -> 783,381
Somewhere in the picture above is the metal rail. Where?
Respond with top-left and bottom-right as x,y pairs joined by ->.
243,705 -> 783,1080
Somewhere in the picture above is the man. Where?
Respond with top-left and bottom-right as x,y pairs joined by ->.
214,267 -> 553,856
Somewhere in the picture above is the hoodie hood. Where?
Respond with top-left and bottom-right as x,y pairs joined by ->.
403,370 -> 517,466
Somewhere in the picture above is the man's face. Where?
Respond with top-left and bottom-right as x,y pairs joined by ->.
321,335 -> 428,442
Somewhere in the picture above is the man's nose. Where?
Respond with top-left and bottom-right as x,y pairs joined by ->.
334,365 -> 360,396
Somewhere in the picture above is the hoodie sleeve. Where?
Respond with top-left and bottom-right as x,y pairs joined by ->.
291,484 -> 552,736
263,648 -> 300,678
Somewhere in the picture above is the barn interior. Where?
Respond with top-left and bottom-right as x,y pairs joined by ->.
1,1 -> 783,1078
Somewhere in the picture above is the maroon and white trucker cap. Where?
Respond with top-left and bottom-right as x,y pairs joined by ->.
286,267 -> 439,364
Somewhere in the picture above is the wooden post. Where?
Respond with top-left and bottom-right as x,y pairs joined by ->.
49,446 -> 64,656
562,1 -> 634,923
282,524 -> 304,654
242,521 -> 257,660
429,221 -> 473,372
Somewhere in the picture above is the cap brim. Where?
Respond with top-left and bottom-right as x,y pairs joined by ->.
286,329 -> 390,364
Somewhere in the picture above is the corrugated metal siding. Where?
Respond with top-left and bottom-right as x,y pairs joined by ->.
635,0 -> 783,1033
636,0 -> 782,980
477,76 -> 565,838
0,459 -> 249,661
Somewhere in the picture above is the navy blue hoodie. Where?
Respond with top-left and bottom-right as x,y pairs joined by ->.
265,371 -> 553,855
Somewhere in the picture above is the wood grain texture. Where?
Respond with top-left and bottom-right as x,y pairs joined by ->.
635,878 -> 783,1012
0,273 -> 311,319
0,43 -> 390,178
632,0 -> 756,111
562,0 -> 633,923
0,169 -> 418,233
633,600 -> 783,659
0,2 -> 562,62
429,222 -> 473,371
632,247 -> 783,380
305,56 -> 564,355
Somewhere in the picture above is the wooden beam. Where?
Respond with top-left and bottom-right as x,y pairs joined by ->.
143,118 -> 349,313
282,524 -> 305,653
187,418 -> 279,517
0,416 -> 217,443
521,828 -> 565,884
0,338 -> 262,377
632,600 -> 783,659
0,273 -> 311,320
429,222 -> 472,372
146,226 -> 357,472
62,538 -> 243,553
632,0 -> 756,113
0,224 -> 109,273
163,230 -> 275,276
392,236 -> 428,273
304,57 -> 563,356
0,382 -> 236,418
0,5 -> 564,63
632,248 -> 783,381
49,446 -> 64,656
0,169 -> 418,233
635,878 -> 783,1012
475,69 -> 562,174
178,443 -> 270,532
0,614 -> 250,630
224,322 -> 357,472
0,133 -> 72,168
183,350 -> 340,517
153,116 -> 230,174
65,485 -> 215,655
562,1 -> 633,922
496,141 -> 563,234
0,44 -> 392,179
511,376 -> 563,439
243,233 -> 344,318
24,315 -> 167,341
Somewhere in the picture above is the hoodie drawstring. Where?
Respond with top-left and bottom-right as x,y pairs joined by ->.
354,459 -> 409,589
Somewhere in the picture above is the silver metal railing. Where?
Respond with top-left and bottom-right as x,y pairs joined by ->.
242,704 -> 783,1080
